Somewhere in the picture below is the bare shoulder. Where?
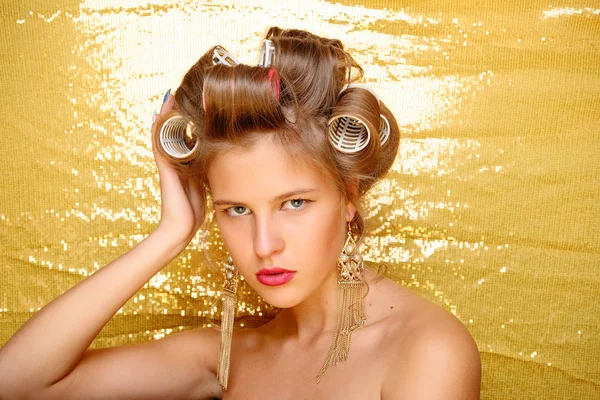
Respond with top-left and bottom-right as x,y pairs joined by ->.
374,274 -> 481,400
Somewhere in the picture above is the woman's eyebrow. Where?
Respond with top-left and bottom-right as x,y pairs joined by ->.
212,188 -> 319,207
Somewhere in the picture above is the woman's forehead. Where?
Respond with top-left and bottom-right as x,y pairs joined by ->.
207,136 -> 330,201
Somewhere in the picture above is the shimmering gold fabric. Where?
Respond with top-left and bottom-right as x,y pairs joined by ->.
0,1 -> 598,399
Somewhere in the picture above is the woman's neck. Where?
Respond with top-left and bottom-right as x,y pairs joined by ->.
268,267 -> 339,347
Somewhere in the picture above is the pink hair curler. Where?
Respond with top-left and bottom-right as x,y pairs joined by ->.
267,68 -> 281,100
159,44 -> 240,159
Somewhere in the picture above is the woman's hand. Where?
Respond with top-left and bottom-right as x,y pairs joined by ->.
151,92 -> 204,246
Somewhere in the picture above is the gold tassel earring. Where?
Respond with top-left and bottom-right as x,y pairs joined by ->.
316,222 -> 367,383
217,254 -> 239,391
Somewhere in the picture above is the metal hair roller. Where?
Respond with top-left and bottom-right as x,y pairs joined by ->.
157,46 -> 236,159
328,84 -> 390,153
212,46 -> 239,66
328,114 -> 371,153
159,115 -> 198,159
259,39 -> 275,67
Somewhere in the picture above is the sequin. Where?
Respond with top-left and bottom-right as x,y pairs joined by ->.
1,2 -> 598,399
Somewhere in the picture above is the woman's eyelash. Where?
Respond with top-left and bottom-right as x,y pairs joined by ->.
223,199 -> 311,218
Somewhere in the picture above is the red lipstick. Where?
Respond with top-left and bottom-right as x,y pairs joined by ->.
256,267 -> 296,286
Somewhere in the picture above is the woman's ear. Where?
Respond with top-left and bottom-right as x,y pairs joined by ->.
344,178 -> 359,222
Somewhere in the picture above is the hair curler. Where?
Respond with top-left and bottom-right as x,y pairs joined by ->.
267,68 -> 281,100
212,45 -> 239,66
379,114 -> 390,146
258,39 -> 275,68
327,84 -> 390,154
328,113 -> 372,153
158,114 -> 198,159
260,40 -> 280,100
157,45 -> 241,159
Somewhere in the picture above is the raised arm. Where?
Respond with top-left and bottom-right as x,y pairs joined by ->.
0,94 -> 219,399
0,228 -> 218,400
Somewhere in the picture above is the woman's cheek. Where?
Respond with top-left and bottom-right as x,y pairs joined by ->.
299,205 -> 343,260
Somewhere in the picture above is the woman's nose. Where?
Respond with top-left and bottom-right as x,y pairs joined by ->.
253,215 -> 285,259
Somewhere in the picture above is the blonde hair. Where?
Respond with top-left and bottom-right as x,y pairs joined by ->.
152,26 -> 400,243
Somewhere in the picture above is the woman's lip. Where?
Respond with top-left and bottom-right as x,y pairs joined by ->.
256,271 -> 296,286
257,267 -> 294,275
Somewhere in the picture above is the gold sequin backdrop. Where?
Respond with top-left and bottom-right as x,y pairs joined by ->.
0,0 -> 598,398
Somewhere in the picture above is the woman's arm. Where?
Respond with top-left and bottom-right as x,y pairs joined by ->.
0,93 -> 214,399
0,227 -> 208,399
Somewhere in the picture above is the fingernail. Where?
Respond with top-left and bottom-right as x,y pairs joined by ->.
152,109 -> 157,124
163,89 -> 171,103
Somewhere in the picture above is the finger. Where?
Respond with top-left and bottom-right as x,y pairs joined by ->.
151,90 -> 173,134
150,111 -> 163,158
151,120 -> 172,174
151,90 -> 179,176
160,90 -> 175,115
151,90 -> 173,156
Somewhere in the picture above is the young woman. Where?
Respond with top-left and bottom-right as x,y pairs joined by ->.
0,27 -> 481,399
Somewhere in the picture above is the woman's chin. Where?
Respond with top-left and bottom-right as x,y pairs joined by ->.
253,287 -> 304,309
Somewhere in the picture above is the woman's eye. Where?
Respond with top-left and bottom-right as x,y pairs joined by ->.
224,200 -> 310,217
282,199 -> 308,211
226,206 -> 249,217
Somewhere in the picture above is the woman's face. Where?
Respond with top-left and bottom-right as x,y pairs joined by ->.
207,135 -> 356,308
